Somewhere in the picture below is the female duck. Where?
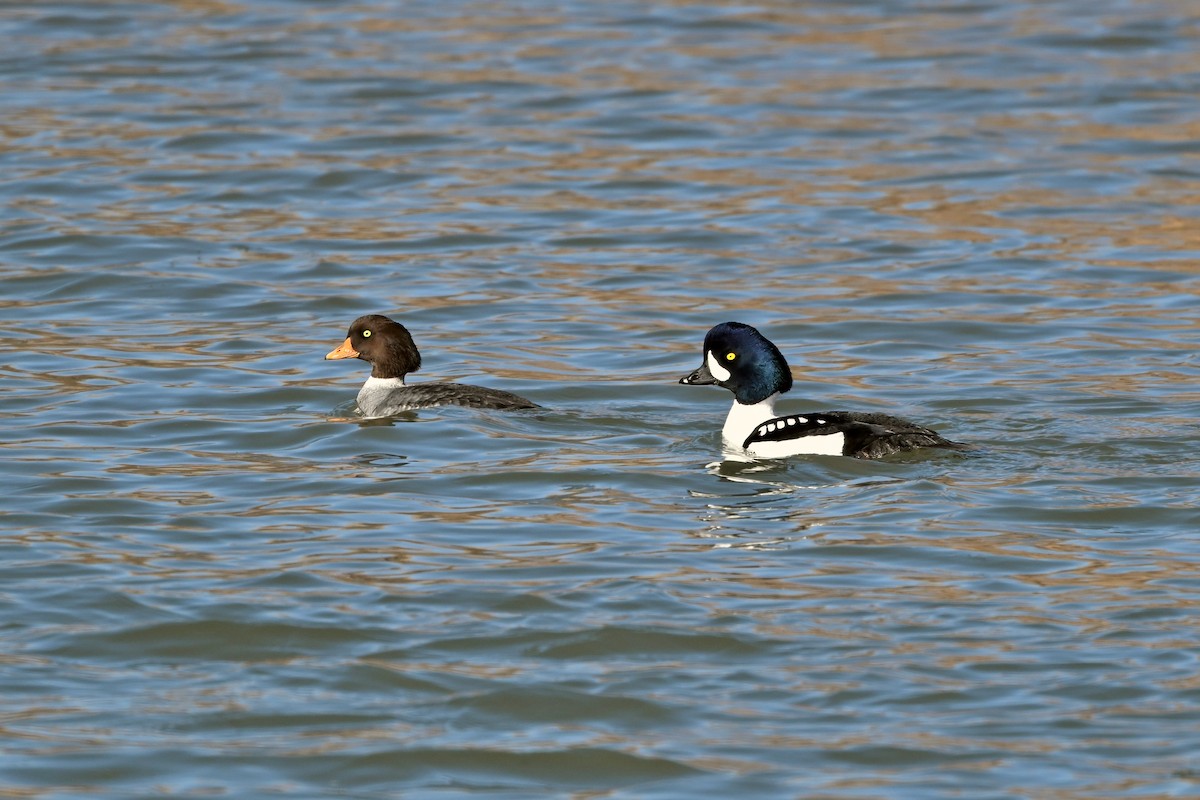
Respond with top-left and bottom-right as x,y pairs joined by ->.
326,314 -> 538,416
680,321 -> 965,459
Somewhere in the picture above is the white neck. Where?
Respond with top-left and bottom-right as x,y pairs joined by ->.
357,376 -> 405,416
722,393 -> 780,446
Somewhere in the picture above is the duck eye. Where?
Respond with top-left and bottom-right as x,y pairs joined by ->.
725,352 -> 736,361
362,329 -> 372,338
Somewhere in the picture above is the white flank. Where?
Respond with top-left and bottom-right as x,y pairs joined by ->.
748,432 -> 846,458
706,350 -> 732,382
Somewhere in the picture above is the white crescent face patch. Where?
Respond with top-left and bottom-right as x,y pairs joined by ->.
706,350 -> 732,382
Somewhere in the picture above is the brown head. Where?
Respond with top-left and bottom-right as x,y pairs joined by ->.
325,314 -> 422,379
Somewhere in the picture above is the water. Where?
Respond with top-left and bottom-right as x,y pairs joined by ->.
3,1 -> 1200,797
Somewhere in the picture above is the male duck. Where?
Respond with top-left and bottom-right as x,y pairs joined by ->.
680,321 -> 966,459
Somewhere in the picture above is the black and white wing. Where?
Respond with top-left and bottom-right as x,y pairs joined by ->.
743,410 -> 967,459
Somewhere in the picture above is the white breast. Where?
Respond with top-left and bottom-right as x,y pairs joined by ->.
721,394 -> 779,445
356,376 -> 406,417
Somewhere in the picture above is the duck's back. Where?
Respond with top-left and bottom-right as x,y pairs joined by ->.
359,380 -> 538,416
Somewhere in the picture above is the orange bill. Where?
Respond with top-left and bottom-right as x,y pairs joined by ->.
325,338 -> 359,360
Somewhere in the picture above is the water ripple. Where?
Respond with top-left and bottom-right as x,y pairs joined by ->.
4,0 -> 1200,797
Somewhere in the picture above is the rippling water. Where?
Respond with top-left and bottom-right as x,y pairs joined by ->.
3,1 -> 1200,797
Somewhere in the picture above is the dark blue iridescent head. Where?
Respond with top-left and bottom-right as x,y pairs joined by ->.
679,321 -> 793,404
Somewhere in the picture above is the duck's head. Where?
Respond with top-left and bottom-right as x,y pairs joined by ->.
325,314 -> 422,379
679,321 -> 793,405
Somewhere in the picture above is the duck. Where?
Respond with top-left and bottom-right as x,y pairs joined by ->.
325,314 -> 539,416
679,321 -> 967,459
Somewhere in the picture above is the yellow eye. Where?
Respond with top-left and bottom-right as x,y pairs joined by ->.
362,329 -> 372,338
725,352 -> 736,361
